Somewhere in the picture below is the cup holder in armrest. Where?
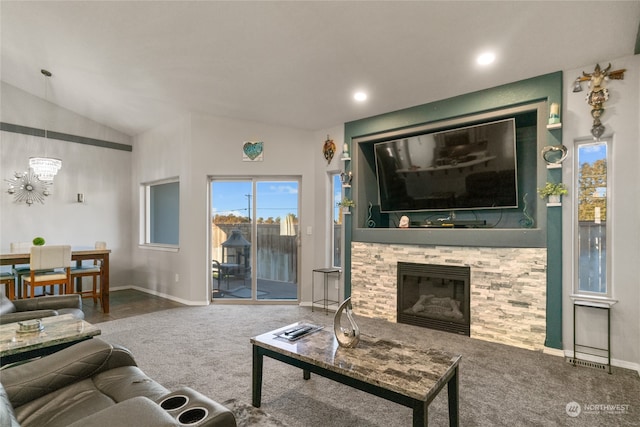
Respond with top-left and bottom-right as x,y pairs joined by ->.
178,407 -> 209,425
159,394 -> 189,411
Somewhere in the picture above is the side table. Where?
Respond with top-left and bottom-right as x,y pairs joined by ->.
312,267 -> 341,314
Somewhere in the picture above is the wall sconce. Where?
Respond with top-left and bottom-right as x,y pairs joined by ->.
575,63 -> 626,140
572,77 -> 583,93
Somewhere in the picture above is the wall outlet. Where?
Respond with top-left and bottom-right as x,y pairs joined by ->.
175,274 -> 179,283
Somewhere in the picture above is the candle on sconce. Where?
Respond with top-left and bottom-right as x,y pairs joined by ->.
343,143 -> 349,157
548,102 -> 560,125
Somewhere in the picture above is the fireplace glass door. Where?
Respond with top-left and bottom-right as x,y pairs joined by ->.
397,263 -> 470,335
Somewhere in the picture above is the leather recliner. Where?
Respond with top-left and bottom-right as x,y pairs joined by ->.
0,338 -> 236,427
0,294 -> 84,325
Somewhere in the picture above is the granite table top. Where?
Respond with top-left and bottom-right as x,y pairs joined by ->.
251,323 -> 461,402
0,314 -> 101,357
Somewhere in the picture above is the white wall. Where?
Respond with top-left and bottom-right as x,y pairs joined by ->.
130,112 -> 321,304
0,82 -> 133,286
561,54 -> 640,371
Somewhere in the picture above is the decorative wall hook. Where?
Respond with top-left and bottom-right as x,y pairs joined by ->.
575,63 -> 626,140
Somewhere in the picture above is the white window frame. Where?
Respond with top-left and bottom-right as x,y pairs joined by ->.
573,137 -> 612,298
139,177 -> 180,250
329,172 -> 343,268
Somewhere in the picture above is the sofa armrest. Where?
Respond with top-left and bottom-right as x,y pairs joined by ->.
0,310 -> 58,325
157,388 -> 237,427
66,397 -> 180,427
2,338 -> 137,407
13,294 -> 82,312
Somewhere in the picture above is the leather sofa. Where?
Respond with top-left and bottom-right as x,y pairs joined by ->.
0,338 -> 236,427
0,294 -> 84,325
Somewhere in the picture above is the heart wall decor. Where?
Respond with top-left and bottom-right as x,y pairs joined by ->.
243,141 -> 264,162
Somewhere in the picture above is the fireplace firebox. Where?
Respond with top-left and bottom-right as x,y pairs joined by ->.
397,262 -> 470,336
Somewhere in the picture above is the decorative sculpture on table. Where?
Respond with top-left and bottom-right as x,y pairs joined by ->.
334,297 -> 360,348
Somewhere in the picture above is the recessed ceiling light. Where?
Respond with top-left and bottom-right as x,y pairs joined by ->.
354,91 -> 367,102
477,52 -> 496,66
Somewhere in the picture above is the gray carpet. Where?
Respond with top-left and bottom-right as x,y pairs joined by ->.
96,304 -> 639,426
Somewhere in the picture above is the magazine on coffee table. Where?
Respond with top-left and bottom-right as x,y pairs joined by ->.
275,323 -> 323,341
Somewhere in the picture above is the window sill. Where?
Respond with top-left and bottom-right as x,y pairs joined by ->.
570,294 -> 617,308
139,244 -> 179,253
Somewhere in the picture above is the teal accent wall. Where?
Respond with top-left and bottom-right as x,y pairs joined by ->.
343,71 -> 563,349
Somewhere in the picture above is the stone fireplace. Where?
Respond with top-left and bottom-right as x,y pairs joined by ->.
350,242 -> 548,351
397,262 -> 470,336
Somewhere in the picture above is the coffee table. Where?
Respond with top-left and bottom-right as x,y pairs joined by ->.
251,322 -> 461,426
0,314 -> 101,367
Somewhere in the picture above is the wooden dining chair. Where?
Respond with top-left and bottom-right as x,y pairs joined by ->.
0,272 -> 16,300
10,242 -> 32,297
70,241 -> 106,305
23,245 -> 72,298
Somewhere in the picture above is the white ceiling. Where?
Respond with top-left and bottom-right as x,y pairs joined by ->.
2,1 -> 639,136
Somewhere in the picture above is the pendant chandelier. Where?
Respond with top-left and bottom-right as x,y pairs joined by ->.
29,157 -> 62,181
4,69 -> 61,205
31,69 -> 62,181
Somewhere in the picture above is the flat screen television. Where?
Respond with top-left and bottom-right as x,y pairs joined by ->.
374,118 -> 518,213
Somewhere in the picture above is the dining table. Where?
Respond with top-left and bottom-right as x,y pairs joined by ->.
0,247 -> 111,313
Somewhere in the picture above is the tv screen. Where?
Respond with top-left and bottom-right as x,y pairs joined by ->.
374,118 -> 518,213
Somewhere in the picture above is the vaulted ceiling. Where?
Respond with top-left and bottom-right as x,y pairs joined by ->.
2,1 -> 639,136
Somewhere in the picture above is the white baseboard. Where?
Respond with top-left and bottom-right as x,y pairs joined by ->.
543,347 -> 565,357
113,285 -> 209,306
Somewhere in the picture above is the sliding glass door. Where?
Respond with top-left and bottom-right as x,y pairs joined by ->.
211,178 -> 299,301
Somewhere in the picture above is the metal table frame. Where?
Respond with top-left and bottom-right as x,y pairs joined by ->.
311,267 -> 341,313
252,340 -> 460,427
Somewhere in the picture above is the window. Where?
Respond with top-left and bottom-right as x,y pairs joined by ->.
142,179 -> 179,246
575,139 -> 610,296
331,173 -> 343,267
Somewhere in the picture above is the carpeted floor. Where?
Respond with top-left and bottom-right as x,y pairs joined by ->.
96,304 -> 639,426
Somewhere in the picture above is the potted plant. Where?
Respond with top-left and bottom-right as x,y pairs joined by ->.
32,236 -> 46,246
337,198 -> 355,213
537,182 -> 568,204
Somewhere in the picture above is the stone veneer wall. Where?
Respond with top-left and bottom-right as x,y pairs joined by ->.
350,242 -> 547,351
